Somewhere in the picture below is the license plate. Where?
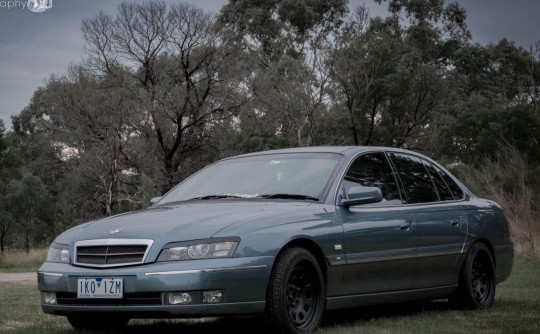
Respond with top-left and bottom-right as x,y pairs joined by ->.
77,278 -> 123,299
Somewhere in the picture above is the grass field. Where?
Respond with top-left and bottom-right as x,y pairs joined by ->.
0,258 -> 538,334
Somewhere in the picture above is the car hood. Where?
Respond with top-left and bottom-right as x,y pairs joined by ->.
55,200 -> 322,245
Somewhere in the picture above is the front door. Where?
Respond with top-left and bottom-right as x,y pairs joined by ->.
338,152 -> 416,295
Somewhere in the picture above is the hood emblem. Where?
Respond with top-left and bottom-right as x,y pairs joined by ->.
109,228 -> 123,235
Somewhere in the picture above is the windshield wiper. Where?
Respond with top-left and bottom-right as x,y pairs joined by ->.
189,195 -> 243,200
258,194 -> 319,201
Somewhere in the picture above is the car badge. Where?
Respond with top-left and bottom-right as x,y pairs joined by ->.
109,228 -> 123,235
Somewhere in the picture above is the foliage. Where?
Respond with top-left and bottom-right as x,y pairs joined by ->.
0,121 -> 23,252
456,145 -> 540,257
330,0 -> 470,147
6,174 -> 52,253
81,1 -> 249,192
220,0 -> 348,59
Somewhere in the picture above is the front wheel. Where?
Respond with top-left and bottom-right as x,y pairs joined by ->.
450,242 -> 495,309
265,247 -> 325,334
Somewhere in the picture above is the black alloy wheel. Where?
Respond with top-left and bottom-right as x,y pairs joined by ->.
266,247 -> 325,334
450,242 -> 495,309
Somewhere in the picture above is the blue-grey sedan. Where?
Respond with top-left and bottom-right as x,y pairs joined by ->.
38,146 -> 514,333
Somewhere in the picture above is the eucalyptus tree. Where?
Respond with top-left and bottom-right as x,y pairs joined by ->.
219,0 -> 348,148
330,0 -> 470,148
6,174 -> 52,253
435,39 -> 540,165
11,67 -> 144,218
0,197 -> 12,253
82,1 -> 247,192
0,120 -> 16,252
220,0 -> 347,59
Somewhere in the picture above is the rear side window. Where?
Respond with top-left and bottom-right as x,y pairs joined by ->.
422,161 -> 454,201
434,165 -> 465,200
388,153 -> 439,204
343,152 -> 401,204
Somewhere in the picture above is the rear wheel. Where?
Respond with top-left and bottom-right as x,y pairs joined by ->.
266,247 -> 325,334
450,242 -> 495,309
67,313 -> 129,331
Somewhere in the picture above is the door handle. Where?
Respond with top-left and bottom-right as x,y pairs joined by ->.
450,220 -> 460,227
400,222 -> 411,230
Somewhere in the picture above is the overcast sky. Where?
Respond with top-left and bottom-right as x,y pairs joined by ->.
1,0 -> 539,130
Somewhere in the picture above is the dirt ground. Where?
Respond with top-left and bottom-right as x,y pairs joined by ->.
0,272 -> 36,282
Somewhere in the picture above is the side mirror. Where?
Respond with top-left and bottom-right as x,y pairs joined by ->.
150,196 -> 162,206
340,187 -> 383,208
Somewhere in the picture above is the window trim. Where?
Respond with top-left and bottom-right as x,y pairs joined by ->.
423,160 -> 457,201
333,149 -> 470,207
387,152 -> 441,204
333,150 -> 405,207
385,151 -> 468,206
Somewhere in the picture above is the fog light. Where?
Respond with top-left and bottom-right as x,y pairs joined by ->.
167,292 -> 192,305
203,290 -> 223,304
41,292 -> 57,305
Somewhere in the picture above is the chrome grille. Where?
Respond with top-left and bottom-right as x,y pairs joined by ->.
74,239 -> 153,268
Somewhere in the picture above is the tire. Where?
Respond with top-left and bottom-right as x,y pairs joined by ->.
67,313 -> 129,331
450,242 -> 496,309
265,247 -> 325,334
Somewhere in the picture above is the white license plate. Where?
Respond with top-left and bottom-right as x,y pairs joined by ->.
77,278 -> 123,299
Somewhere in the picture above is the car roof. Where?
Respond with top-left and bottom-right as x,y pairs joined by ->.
232,146 -> 423,159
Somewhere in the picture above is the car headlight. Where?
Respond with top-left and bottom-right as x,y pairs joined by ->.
46,243 -> 70,263
157,238 -> 240,262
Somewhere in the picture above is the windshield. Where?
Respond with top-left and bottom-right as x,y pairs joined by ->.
158,153 -> 342,204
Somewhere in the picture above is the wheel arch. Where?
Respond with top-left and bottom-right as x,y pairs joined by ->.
273,238 -> 328,285
469,238 -> 496,268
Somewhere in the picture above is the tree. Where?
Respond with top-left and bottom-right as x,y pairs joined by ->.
46,67 -> 143,216
0,120 -> 21,252
219,0 -> 347,148
0,198 -> 13,252
220,0 -> 348,59
330,0 -> 470,148
7,174 -> 52,253
82,1 -> 247,192
434,39 -> 540,165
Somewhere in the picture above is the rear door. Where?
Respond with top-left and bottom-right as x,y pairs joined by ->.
388,152 -> 468,288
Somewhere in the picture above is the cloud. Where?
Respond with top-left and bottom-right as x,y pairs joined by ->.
0,41 -> 82,123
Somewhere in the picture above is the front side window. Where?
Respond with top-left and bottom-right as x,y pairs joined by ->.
342,152 -> 402,205
388,153 -> 439,204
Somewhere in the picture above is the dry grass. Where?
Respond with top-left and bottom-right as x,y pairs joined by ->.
461,145 -> 540,258
0,248 -> 47,272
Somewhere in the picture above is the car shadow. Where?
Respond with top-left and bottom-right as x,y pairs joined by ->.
321,299 -> 453,328
115,316 -> 271,334
58,300 -> 455,333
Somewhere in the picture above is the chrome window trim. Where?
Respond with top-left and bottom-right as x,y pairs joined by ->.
333,149 -> 470,207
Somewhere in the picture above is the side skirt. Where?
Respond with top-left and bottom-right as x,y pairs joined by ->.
326,285 -> 457,311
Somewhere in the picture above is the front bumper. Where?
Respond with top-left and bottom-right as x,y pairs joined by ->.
38,256 -> 273,317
